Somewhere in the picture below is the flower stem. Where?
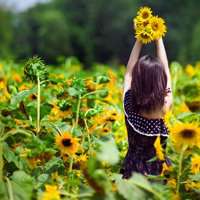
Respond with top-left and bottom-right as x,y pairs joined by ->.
6,177 -> 14,200
176,145 -> 187,194
0,142 -> 3,181
69,156 -> 73,172
61,191 -> 92,198
67,157 -> 74,193
83,118 -> 91,153
36,76 -> 41,134
75,96 -> 81,128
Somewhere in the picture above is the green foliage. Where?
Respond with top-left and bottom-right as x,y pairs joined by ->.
1,0 -> 200,65
0,8 -> 13,58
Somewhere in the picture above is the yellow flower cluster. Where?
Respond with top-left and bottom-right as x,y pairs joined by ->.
133,6 -> 167,44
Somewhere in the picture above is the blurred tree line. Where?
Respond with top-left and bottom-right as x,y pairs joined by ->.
0,0 -> 200,66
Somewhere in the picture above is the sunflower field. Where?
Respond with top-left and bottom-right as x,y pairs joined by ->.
0,57 -> 200,200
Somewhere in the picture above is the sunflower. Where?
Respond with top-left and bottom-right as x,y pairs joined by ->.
191,154 -> 200,174
134,16 -> 150,30
164,110 -> 173,129
18,84 -> 30,91
154,136 -> 165,160
135,29 -> 153,44
170,123 -> 200,151
84,78 -> 96,91
174,102 -> 190,114
150,16 -> 167,39
172,193 -> 181,200
49,104 -> 72,121
12,73 -> 22,83
185,64 -> 195,77
167,178 -> 177,189
161,162 -> 172,176
185,180 -> 200,191
40,185 -> 60,200
55,132 -> 79,155
137,6 -> 152,20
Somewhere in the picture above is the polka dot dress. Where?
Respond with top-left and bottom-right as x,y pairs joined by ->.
120,89 -> 171,179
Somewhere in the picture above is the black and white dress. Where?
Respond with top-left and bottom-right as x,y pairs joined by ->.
120,89 -> 171,179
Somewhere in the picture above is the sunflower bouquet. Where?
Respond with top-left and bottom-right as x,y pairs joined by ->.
133,6 -> 167,44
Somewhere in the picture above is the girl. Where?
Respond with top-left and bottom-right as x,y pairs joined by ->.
120,38 -> 172,179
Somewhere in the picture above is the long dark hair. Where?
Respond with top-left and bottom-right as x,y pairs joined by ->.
131,54 -> 168,114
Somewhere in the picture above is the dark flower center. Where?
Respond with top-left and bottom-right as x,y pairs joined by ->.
111,112 -> 117,116
141,33 -> 149,39
180,129 -> 196,138
103,128 -> 109,132
142,12 -> 149,19
143,21 -> 149,26
152,23 -> 159,30
62,138 -> 72,147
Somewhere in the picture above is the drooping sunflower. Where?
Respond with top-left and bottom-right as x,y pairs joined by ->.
55,132 -> 79,155
150,16 -> 167,39
191,154 -> 200,174
137,6 -> 152,21
170,123 -> 200,151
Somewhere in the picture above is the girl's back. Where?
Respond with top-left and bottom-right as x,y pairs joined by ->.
120,39 -> 172,179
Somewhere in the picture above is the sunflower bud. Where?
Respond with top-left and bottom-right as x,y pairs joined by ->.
24,56 -> 49,83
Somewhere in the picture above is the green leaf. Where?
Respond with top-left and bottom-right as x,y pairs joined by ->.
10,87 -> 36,108
11,171 -> 34,200
36,174 -> 49,188
96,137 -> 119,165
189,173 -> 200,181
114,174 -> 146,200
3,142 -> 17,164
67,87 -> 80,96
44,157 -> 64,173
129,173 -> 153,192
96,75 -> 110,84
40,103 -> 52,119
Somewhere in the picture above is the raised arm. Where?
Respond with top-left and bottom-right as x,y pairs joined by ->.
156,38 -> 171,89
123,39 -> 142,95
156,38 -> 173,111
